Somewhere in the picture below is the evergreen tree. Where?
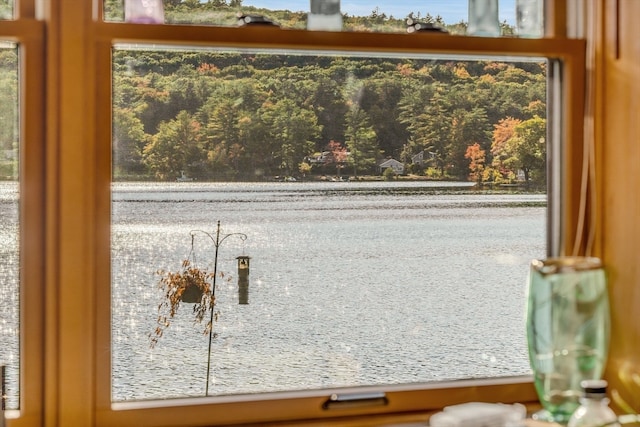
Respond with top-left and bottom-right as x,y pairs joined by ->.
345,106 -> 381,177
113,108 -> 148,177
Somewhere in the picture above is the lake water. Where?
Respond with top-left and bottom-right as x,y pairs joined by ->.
0,181 -> 546,405
0,183 -> 19,408
111,181 -> 546,401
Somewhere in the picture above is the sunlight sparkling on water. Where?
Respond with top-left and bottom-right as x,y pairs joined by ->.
0,182 -> 19,409
0,181 -> 545,404
110,181 -> 545,401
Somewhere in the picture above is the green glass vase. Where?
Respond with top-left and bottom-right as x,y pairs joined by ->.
526,257 -> 611,424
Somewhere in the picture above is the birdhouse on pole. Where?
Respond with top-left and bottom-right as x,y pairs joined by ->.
236,256 -> 251,304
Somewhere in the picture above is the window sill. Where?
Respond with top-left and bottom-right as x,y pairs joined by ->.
234,402 -> 543,427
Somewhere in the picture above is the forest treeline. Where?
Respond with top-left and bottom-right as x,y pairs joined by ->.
112,47 -> 546,184
0,47 -> 17,179
0,3 -> 546,185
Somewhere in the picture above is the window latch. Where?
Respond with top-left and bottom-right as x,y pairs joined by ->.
322,391 -> 388,410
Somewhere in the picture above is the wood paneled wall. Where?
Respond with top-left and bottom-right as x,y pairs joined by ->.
596,0 -> 640,413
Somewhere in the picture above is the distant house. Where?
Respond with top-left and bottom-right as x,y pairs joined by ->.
378,158 -> 404,175
306,150 -> 351,166
411,150 -> 437,166
176,171 -> 194,182
306,151 -> 331,165
411,151 -> 425,166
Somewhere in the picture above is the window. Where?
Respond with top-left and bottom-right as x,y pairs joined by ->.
0,0 -> 13,20
4,1 -> 590,426
0,41 -> 18,410
111,46 -> 549,402
91,3 -> 586,424
104,0 -> 523,35
0,9 -> 45,424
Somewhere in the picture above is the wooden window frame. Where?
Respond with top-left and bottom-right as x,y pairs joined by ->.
3,0 -> 589,425
0,13 -> 45,427
94,26 -> 586,427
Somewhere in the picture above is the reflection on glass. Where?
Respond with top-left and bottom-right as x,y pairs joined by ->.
0,0 -> 13,20
111,46 -> 548,401
0,42 -> 19,409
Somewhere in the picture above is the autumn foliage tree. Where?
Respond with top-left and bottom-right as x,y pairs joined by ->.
465,143 -> 486,184
326,140 -> 348,177
503,116 -> 546,184
491,117 -> 521,181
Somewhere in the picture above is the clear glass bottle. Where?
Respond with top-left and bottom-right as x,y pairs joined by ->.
516,0 -> 544,38
307,0 -> 342,31
567,380 -> 620,427
467,0 -> 500,37
124,0 -> 165,24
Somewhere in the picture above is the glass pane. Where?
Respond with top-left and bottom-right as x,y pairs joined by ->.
0,0 -> 13,20
0,42 -> 19,409
105,1 -> 520,35
111,46 -> 548,401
